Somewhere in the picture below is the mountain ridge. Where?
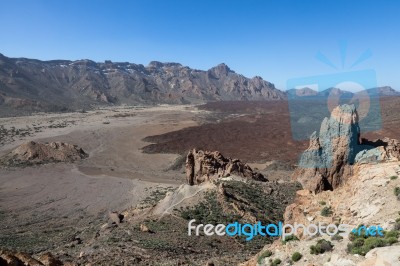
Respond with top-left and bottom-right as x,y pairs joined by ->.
287,86 -> 400,98
0,53 -> 285,116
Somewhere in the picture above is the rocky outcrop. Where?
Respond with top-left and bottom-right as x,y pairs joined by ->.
294,104 -> 361,192
294,104 -> 400,193
185,149 -> 266,185
355,137 -> 400,164
0,141 -> 88,167
360,246 -> 400,266
0,250 -> 63,266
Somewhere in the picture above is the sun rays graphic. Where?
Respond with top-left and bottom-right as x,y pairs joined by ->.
315,41 -> 373,70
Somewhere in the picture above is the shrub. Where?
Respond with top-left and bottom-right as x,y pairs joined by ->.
320,206 -> 333,217
271,258 -> 281,266
282,234 -> 299,244
331,234 -> 343,241
390,175 -> 398,180
319,201 -> 326,205
386,237 -> 398,245
347,227 -> 399,255
291,252 -> 302,262
393,219 -> 400,230
384,230 -> 399,238
394,187 -> 400,197
310,239 -> 333,254
257,250 -> 273,264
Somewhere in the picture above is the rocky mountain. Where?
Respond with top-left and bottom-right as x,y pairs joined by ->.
0,53 -> 285,116
288,86 -> 400,99
367,86 -> 400,96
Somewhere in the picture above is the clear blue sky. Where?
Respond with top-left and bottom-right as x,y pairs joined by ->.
0,0 -> 399,90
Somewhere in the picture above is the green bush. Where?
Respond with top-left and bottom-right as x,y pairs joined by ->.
384,230 -> 399,238
394,187 -> 400,200
282,234 -> 299,244
291,252 -> 302,262
394,218 -> 400,231
390,175 -> 398,180
320,206 -> 333,217
319,201 -> 326,205
386,237 -> 398,245
347,227 -> 399,256
257,250 -> 273,264
310,239 -> 333,255
331,234 -> 343,241
271,258 -> 281,266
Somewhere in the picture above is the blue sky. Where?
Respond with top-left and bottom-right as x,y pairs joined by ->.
0,0 -> 399,90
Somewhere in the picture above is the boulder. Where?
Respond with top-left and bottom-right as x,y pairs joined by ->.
359,246 -> 400,265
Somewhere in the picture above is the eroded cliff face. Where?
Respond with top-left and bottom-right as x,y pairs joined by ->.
185,149 -> 266,185
294,104 -> 361,192
294,104 -> 400,193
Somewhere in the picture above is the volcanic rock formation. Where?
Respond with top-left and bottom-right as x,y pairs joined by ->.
185,149 -> 266,185
294,104 -> 400,193
355,137 -> 400,164
0,141 -> 88,167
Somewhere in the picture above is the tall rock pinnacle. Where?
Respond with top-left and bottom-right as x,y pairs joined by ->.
294,104 -> 361,192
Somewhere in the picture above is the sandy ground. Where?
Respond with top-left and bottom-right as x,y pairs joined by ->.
0,105 -> 202,250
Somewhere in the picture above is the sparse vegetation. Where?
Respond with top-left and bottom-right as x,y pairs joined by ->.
394,187 -> 400,200
179,180 -> 301,252
347,226 -> 399,256
291,252 -> 302,262
270,258 -> 282,266
320,206 -> 333,217
180,191 -> 241,225
257,250 -> 273,264
310,239 -> 333,254
330,234 -> 343,241
395,218 -> 400,230
282,234 -> 299,244
141,187 -> 175,206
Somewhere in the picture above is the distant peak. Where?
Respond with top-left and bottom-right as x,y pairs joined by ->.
213,63 -> 231,70
147,61 -> 182,68
208,63 -> 234,77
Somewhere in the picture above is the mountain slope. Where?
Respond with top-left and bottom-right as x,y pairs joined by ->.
0,53 -> 285,116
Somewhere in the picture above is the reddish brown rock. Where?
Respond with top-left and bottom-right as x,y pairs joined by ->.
185,149 -> 267,185
0,141 -> 88,167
